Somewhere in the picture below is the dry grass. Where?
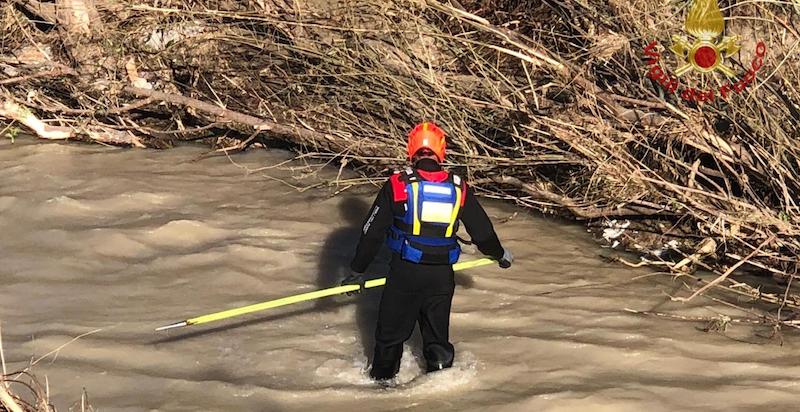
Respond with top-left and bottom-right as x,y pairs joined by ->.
1,325 -> 52,412
0,324 -> 97,412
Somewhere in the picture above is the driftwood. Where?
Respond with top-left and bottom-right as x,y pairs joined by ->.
0,385 -> 25,412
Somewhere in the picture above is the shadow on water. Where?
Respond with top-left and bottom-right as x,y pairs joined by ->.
316,196 -> 385,361
454,269 -> 475,289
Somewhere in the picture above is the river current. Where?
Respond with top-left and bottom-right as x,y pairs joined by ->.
1,141 -> 798,411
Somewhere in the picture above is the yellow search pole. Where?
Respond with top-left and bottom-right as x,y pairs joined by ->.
156,257 -> 495,331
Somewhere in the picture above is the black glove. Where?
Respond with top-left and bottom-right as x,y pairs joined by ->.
498,248 -> 513,269
341,272 -> 365,296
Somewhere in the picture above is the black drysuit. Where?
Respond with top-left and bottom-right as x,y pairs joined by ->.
350,160 -> 505,379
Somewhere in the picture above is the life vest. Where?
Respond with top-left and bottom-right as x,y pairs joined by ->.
385,167 -> 466,264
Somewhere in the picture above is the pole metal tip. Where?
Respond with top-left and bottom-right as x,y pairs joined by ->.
155,321 -> 188,332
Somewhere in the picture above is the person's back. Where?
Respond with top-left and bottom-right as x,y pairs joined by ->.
344,122 -> 513,382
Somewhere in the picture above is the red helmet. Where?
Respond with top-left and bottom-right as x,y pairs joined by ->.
407,122 -> 446,162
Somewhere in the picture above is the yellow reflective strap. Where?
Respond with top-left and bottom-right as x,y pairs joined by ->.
411,182 -> 421,235
445,185 -> 462,237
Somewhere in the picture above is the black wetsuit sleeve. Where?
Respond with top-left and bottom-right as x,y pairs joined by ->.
350,181 -> 395,273
460,186 -> 504,259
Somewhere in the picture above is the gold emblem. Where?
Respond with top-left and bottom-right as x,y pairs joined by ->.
670,0 -> 740,76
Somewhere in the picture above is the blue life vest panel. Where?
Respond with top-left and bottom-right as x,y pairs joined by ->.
386,168 -> 464,264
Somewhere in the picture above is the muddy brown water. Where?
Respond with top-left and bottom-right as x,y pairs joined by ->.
1,140 -> 798,411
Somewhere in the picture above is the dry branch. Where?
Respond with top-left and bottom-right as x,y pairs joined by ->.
492,175 -> 667,219
0,98 -> 71,139
0,385 -> 24,412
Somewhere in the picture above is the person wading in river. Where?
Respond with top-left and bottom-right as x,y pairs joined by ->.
343,121 -> 513,382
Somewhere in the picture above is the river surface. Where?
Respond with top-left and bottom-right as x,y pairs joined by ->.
1,140 -> 798,411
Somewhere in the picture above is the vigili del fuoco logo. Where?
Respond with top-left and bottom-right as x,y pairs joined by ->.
643,0 -> 767,104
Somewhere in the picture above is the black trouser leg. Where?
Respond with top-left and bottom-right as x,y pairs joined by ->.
419,292 -> 455,372
370,286 -> 420,380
